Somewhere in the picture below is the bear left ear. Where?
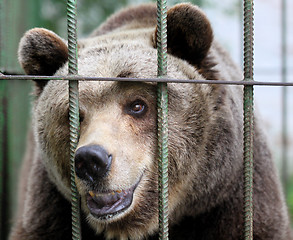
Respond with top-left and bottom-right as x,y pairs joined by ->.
154,3 -> 213,66
18,28 -> 69,91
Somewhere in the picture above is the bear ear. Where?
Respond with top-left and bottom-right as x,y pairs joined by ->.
154,3 -> 213,66
18,28 -> 68,91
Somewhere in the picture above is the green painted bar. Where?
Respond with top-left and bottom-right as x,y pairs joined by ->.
66,0 -> 81,239
243,0 -> 254,239
156,0 -> 169,239
0,79 -> 7,240
0,0 -> 4,72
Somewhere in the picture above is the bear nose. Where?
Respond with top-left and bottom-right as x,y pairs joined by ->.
74,145 -> 112,183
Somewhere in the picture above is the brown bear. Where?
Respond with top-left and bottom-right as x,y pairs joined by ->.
9,3 -> 292,240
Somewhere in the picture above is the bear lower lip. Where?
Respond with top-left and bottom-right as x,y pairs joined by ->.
86,178 -> 141,220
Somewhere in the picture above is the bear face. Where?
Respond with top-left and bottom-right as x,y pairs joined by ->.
13,3 -> 292,240
30,34 -> 230,239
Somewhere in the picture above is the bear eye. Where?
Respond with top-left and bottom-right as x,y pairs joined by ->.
131,102 -> 144,112
126,100 -> 148,118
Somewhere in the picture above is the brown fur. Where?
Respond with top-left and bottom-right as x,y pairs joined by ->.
90,3 -> 157,37
10,3 -> 292,240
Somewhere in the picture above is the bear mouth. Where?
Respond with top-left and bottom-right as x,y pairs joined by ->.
86,177 -> 142,220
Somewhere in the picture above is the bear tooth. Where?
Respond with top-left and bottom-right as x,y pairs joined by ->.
89,190 -> 122,198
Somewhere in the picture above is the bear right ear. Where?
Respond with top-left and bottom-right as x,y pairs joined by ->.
18,28 -> 68,91
153,3 -> 213,66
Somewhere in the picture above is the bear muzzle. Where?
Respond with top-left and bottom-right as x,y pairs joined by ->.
75,144 -> 112,183
75,144 -> 143,220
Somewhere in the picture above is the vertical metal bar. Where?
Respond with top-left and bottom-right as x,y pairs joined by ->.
0,0 -> 4,72
0,0 -> 5,230
0,78 -> 8,240
67,0 -> 81,239
281,0 -> 288,196
156,0 -> 169,240
243,0 -> 254,239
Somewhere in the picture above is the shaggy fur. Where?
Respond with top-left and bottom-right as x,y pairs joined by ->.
10,3 -> 292,240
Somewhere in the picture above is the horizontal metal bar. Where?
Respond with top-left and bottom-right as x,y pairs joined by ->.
1,75 -> 293,86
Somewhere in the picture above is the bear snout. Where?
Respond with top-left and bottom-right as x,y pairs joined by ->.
75,145 -> 112,183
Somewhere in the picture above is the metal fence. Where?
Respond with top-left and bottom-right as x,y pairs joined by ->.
0,0 -> 291,240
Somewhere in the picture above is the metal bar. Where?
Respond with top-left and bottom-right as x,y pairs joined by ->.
156,0 -> 169,239
243,0 -> 254,239
281,0 -> 288,196
67,0 -> 81,240
1,75 -> 293,87
0,78 -> 8,240
0,0 -> 5,71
